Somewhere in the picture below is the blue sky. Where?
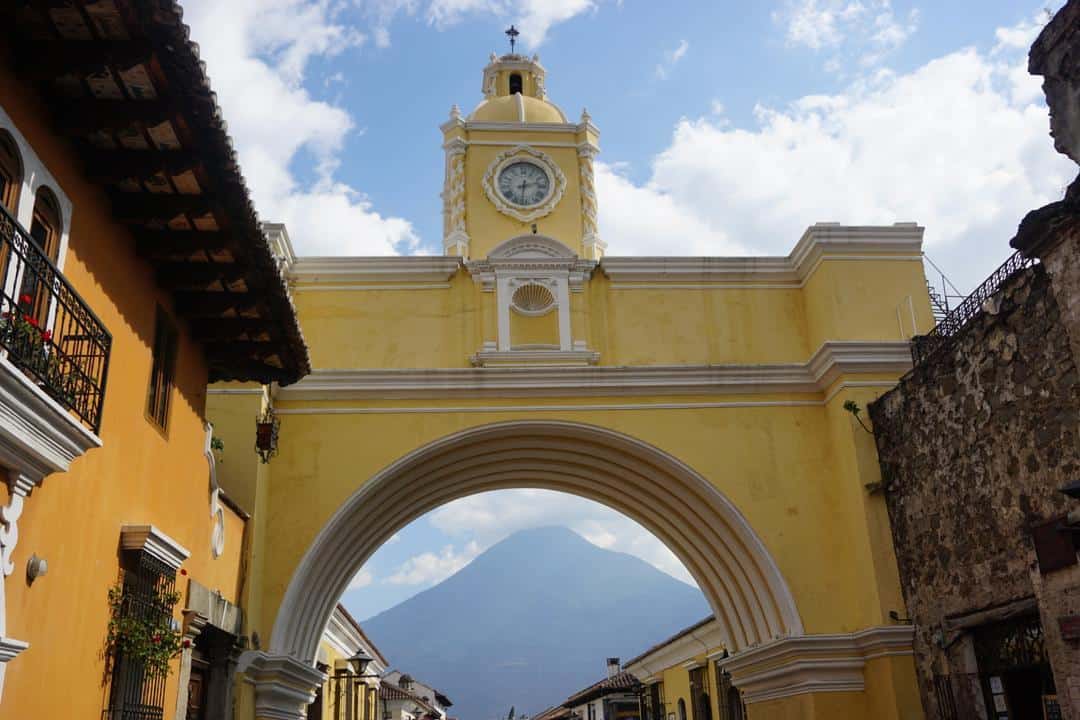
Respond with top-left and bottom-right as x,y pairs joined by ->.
177,0 -> 1076,619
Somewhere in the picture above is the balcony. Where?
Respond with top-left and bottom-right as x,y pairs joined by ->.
0,203 -> 110,434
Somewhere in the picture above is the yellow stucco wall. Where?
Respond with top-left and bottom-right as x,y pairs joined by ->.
210,239 -> 931,718
0,45 -> 246,720
287,255 -> 932,370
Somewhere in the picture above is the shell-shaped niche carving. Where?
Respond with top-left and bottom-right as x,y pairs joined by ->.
511,283 -> 555,316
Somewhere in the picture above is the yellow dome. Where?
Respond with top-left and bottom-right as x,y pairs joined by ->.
468,94 -> 568,124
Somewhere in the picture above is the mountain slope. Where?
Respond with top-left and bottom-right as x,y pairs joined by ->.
360,526 -> 710,720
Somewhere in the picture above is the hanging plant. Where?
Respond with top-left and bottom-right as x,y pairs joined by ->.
105,580 -> 187,679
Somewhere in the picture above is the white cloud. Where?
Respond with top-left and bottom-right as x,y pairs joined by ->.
597,23 -> 1075,291
428,490 -> 696,584
368,0 -> 599,48
349,568 -> 375,589
385,541 -> 482,585
180,0 -> 420,255
774,0 -> 918,69
655,39 -> 689,80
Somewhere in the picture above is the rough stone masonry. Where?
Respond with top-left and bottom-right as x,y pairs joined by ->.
869,2 -> 1080,718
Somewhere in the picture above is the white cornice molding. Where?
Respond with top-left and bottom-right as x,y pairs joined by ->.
263,223 -> 297,274
290,257 -> 462,285
599,223 -> 924,286
277,341 -> 911,402
0,355 -> 101,483
625,619 -> 724,680
720,626 -> 914,704
120,525 -> 191,570
470,349 -> 601,368
240,651 -> 327,720
459,121 -> 585,133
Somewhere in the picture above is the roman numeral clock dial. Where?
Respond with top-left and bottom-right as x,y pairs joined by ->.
497,161 -> 551,207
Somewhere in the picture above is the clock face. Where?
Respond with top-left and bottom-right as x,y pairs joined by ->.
497,161 -> 552,207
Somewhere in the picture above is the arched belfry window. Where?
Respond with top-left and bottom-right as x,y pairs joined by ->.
509,72 -> 523,95
0,131 -> 22,214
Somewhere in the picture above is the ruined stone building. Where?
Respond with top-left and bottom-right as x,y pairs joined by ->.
870,3 -> 1080,718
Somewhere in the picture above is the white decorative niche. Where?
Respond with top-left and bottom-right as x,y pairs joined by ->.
466,235 -> 597,365
482,145 -> 567,223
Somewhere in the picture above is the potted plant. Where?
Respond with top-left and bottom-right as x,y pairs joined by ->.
105,578 -> 187,678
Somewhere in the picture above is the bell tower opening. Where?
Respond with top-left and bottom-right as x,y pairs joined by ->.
441,42 -> 605,262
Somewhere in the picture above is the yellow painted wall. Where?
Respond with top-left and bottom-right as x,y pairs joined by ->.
207,384 -> 265,513
0,45 -> 245,720
510,308 -> 559,347
285,252 -> 928,371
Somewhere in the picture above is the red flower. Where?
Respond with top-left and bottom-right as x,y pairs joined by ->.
1,311 -> 10,320
152,634 -> 161,644
182,639 -> 191,648
41,330 -> 52,342
18,294 -> 31,306
24,315 -> 38,327
179,568 -> 187,576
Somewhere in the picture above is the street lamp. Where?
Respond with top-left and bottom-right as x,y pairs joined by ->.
349,648 -> 375,677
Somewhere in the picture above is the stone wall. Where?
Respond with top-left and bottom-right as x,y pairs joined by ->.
869,263 -> 1080,718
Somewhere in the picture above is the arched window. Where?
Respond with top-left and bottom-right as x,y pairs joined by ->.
726,688 -> 744,720
677,699 -> 687,720
509,72 -> 523,95
0,131 -> 22,214
30,186 -> 61,261
19,186 -> 62,323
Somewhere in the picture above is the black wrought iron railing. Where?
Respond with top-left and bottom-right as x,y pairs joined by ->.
0,203 -> 110,432
911,250 -> 1037,366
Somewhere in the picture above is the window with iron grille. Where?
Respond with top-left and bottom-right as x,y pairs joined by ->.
104,553 -> 177,720
689,667 -> 711,720
146,305 -> 177,431
713,667 -> 745,720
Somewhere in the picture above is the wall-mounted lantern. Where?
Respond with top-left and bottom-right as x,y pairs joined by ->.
255,406 -> 280,464
349,648 -> 374,677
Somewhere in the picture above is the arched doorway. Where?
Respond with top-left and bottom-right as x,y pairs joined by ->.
253,421 -> 803,717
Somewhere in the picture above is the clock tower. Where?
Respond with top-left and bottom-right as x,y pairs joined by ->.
440,51 -> 603,261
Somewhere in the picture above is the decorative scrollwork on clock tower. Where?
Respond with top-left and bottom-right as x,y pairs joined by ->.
440,49 -> 603,261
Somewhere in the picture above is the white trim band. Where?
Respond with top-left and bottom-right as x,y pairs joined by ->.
277,341 -> 911,402
720,626 -> 915,704
120,524 -> 191,570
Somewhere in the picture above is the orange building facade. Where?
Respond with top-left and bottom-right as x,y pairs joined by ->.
0,3 -> 308,719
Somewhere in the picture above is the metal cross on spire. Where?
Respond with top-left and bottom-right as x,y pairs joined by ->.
505,25 -> 520,54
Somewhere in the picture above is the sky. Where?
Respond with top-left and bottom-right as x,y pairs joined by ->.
175,0 -> 1078,618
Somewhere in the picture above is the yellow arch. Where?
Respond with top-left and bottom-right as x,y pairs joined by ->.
269,420 -> 803,664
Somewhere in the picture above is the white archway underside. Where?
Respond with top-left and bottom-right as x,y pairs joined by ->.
271,421 -> 804,663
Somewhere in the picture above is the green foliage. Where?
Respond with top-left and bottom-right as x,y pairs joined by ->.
105,580 -> 185,679
0,297 -> 82,408
842,400 -> 873,434
210,436 -> 225,453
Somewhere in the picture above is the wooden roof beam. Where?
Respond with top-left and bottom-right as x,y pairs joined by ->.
155,262 -> 246,291
174,291 -> 257,317
56,98 -> 178,134
25,39 -> 154,78
208,362 -> 294,384
84,148 -> 202,184
135,230 -> 236,260
189,318 -> 273,341
109,192 -> 217,224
